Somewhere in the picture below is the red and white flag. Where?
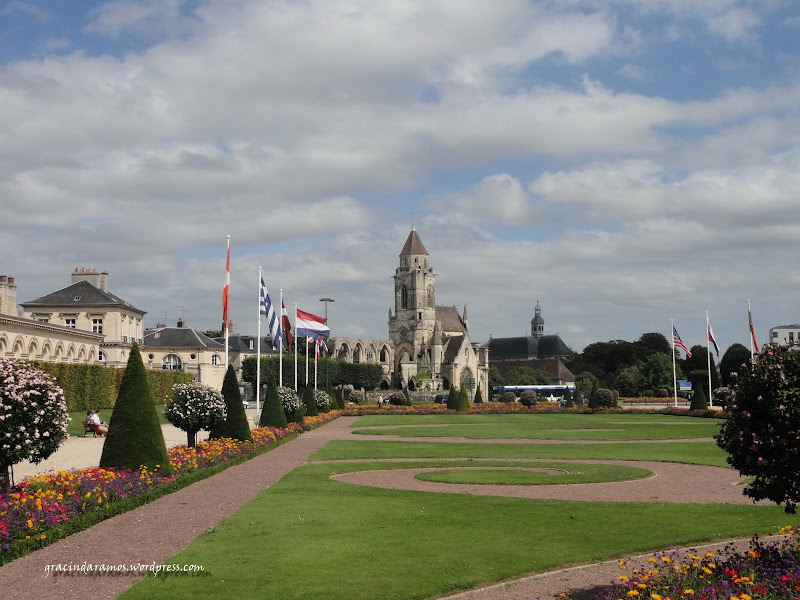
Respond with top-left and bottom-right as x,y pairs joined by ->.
222,237 -> 231,332
281,299 -> 293,351
672,325 -> 692,358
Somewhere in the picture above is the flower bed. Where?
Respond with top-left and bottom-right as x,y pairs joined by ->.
0,416 -> 333,560
602,527 -> 800,600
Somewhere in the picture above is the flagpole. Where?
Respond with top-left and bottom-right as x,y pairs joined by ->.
224,235 -> 230,369
305,336 -> 310,386
671,319 -> 678,408
748,298 -> 756,359
279,289 -> 283,389
314,341 -> 318,390
706,310 -> 713,408
294,304 -> 298,392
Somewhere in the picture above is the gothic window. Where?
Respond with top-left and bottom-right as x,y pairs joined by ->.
401,285 -> 408,309
380,346 -> 388,362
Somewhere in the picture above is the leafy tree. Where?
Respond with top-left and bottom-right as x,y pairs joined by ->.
715,343 -> 800,513
100,343 -> 171,474
259,382 -> 287,428
163,382 -> 226,447
575,372 -> 599,404
210,365 -> 252,441
685,344 -> 720,391
641,353 -> 680,394
457,386 -> 471,411
690,383 -> 708,410
636,332 -> 671,358
589,388 -> 617,408
614,365 -> 644,397
0,359 -> 70,492
503,366 -> 549,385
719,343 -> 752,386
488,366 -> 505,388
302,385 -> 319,417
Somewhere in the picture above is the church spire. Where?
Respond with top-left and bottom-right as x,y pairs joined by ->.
400,227 -> 429,256
531,299 -> 544,339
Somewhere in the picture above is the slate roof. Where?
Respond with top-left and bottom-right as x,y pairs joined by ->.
21,280 -> 145,315
213,335 -> 277,353
436,305 -> 466,334
400,228 -> 428,256
143,327 -> 223,349
492,358 -> 576,382
441,333 -> 465,362
486,334 -> 572,359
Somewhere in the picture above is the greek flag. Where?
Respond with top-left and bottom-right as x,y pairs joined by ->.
259,277 -> 282,350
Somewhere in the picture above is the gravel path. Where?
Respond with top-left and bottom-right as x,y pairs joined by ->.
0,416 -> 771,600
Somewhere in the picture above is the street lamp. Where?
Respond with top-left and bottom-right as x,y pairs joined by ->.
319,298 -> 334,390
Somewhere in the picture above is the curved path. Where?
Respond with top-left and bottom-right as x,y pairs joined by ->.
0,416 -> 774,600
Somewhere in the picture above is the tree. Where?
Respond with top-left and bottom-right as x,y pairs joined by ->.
488,366 -> 505,388
302,385 -> 319,417
575,372 -> 599,404
563,387 -> 574,408
209,365 -> 252,441
589,388 -> 616,408
446,386 -> 459,410
636,332 -> 671,358
0,359 -> 70,492
503,366 -> 549,385
716,343 -> 800,513
474,383 -> 483,404
641,353 -> 680,395
614,366 -> 644,397
259,381 -> 287,428
100,343 -> 171,474
685,344 -> 720,392
457,386 -> 471,411
719,343 -> 752,386
689,383 -> 708,410
163,382 -> 226,448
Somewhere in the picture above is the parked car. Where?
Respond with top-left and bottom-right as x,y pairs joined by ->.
434,394 -> 447,404
242,399 -> 250,409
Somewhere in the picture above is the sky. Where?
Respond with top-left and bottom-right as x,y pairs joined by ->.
2,0 -> 800,354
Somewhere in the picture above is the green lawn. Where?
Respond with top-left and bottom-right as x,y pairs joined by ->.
413,461 -> 652,485
119,413 -> 797,600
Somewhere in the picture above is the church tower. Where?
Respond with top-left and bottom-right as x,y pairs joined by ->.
388,226 -> 437,387
531,300 -> 544,339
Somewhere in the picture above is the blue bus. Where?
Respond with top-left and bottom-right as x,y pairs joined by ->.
491,384 -> 576,403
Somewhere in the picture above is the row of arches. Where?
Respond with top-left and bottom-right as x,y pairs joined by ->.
0,333 -> 104,363
336,340 -> 392,365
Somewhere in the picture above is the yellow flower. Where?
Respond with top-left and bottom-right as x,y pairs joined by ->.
627,591 -> 640,597
651,595 -> 663,600
649,558 -> 657,564
662,557 -> 672,563
638,584 -> 648,589
682,590 -> 694,595
620,561 -> 628,568
619,576 -> 630,582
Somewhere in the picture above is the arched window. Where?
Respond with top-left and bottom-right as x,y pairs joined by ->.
401,285 -> 408,309
380,346 -> 388,362
162,354 -> 183,371
98,350 -> 106,362
211,354 -> 221,366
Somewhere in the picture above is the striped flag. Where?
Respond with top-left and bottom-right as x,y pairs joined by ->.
707,321 -> 720,358
749,305 -> 760,354
673,325 -> 692,358
259,277 -> 281,350
281,299 -> 293,351
222,237 -> 231,332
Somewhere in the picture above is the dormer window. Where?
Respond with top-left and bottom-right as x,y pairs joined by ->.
74,296 -> 81,301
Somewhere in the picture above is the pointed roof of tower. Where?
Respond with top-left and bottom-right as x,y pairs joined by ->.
400,226 -> 428,256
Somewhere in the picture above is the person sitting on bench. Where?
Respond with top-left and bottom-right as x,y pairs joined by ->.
88,410 -> 108,436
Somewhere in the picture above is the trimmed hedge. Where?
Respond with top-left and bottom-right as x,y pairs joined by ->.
34,361 -> 192,411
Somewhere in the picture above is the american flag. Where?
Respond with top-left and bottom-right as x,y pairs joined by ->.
673,325 -> 692,358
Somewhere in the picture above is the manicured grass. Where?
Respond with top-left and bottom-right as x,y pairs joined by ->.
311,439 -> 731,467
120,460 -> 796,600
66,408 -> 169,437
413,461 -> 652,485
350,413 -> 719,427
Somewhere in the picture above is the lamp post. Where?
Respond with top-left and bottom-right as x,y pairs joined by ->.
319,297 -> 334,390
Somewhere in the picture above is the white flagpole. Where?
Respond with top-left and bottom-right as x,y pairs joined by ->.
671,319 -> 678,408
256,267 -> 262,421
224,235 -> 230,369
314,341 -> 318,390
706,310 -> 713,408
279,289 -> 283,389
294,304 -> 298,392
305,337 -> 310,385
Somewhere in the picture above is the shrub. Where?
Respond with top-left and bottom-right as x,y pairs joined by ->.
259,382 -> 288,428
716,343 -> 800,513
314,389 -> 331,412
563,387 -> 574,408
348,390 -> 364,404
500,391 -> 517,403
474,384 -> 484,404
713,385 -> 735,408
446,386 -> 459,410
519,389 -> 538,406
0,359 -> 70,492
456,386 -> 471,411
302,385 -> 319,417
209,365 -> 252,442
657,388 -> 669,397
690,384 -> 708,410
387,391 -> 407,406
277,387 -> 304,423
100,343 -> 172,474
163,382 -> 226,448
334,387 -> 345,409
588,388 -> 616,408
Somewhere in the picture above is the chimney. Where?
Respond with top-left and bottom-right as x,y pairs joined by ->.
177,318 -> 185,328
156,322 -> 166,329
71,267 -> 104,289
100,271 -> 108,291
0,275 -> 18,316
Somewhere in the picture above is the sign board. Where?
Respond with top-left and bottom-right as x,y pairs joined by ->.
677,379 -> 692,391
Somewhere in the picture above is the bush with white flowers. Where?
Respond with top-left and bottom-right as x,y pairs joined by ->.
1,359 -> 70,492
314,389 -> 331,412
277,386 -> 301,414
164,382 -> 226,448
